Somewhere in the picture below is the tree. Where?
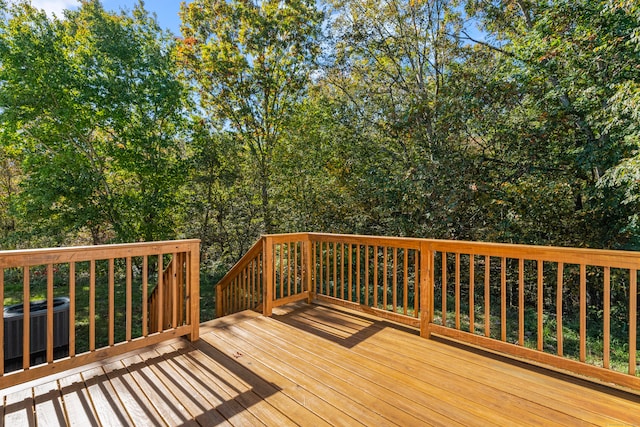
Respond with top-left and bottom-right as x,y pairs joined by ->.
0,144 -> 20,244
597,0 -> 640,247
0,0 -> 188,245
181,119 -> 264,268
271,84 -> 363,234
178,0 -> 323,234
462,0 -> 640,248
320,0 -> 483,238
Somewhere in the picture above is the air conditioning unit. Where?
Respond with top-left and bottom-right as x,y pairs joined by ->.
3,297 -> 70,372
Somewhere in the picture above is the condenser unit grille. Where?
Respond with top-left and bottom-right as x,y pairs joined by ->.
3,297 -> 70,367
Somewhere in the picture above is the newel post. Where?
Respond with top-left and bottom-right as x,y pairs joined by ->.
188,241 -> 201,341
215,280 -> 223,319
263,236 -> 274,316
304,234 -> 314,304
419,241 -> 433,339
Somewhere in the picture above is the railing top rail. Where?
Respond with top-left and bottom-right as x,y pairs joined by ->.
264,233 -> 311,244
0,239 -> 201,268
306,232 -> 422,249
299,232 -> 640,269
424,239 -> 640,269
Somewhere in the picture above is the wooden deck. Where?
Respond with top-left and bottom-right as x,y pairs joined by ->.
2,302 -> 639,426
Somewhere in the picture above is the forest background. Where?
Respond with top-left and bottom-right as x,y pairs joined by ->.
0,0 -> 639,286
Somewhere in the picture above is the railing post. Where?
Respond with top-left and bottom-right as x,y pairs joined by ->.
188,242 -> 200,341
305,234 -> 314,304
216,280 -> 223,318
420,241 -> 433,339
263,236 -> 274,316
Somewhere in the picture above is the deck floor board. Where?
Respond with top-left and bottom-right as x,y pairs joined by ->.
101,360 -> 167,426
33,380 -> 66,427
367,317 -> 640,424
2,302 -> 639,426
205,323 -> 408,426
247,309 -> 565,426
287,305 -> 632,425
229,314 -> 478,426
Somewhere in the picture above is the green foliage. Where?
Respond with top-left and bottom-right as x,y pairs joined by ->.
179,0 -> 323,234
0,0 -> 636,366
0,0 -> 638,264
0,0 -> 188,246
452,0 -> 640,248
181,120 -> 264,268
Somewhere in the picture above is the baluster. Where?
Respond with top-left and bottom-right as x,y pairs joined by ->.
383,247 -> 388,311
629,269 -> 637,376
127,256 -> 133,340
109,259 -> 115,346
441,252 -> 446,327
469,255 -> 474,333
501,257 -> 506,342
46,264 -> 54,363
604,266 -> 610,369
519,258 -> 524,346
89,260 -> 96,351
23,267 -> 30,370
484,256 -> 490,337
69,263 -> 76,357
537,260 -> 543,351
142,256 -> 148,337
580,264 -> 586,362
557,262 -> 564,357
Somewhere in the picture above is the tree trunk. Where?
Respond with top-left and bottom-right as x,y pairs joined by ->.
261,168 -> 272,234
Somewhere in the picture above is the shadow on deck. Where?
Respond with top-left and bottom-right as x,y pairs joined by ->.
2,302 -> 640,426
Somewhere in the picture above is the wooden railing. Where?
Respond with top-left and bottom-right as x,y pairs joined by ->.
148,252 -> 186,333
215,238 -> 263,317
310,234 -> 422,328
0,239 -> 200,389
215,233 -> 311,317
216,232 -> 640,390
425,239 -> 639,391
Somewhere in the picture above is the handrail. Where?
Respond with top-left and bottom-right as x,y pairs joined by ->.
0,239 -> 200,389
215,232 -> 640,391
216,238 -> 264,294
423,238 -> 640,269
215,234 -> 313,317
215,238 -> 265,317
